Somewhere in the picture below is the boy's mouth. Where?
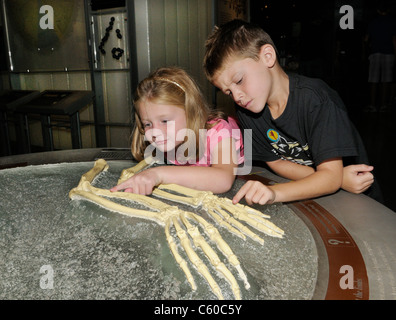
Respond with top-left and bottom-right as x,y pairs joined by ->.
242,100 -> 251,109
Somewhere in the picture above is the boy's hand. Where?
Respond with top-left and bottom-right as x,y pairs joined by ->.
232,180 -> 276,205
110,168 -> 161,195
342,164 -> 374,194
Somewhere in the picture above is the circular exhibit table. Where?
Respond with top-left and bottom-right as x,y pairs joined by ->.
0,149 -> 395,300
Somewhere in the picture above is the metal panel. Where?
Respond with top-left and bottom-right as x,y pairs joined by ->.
2,0 -> 216,153
94,11 -> 129,70
164,0 -> 179,66
15,71 -> 97,150
141,0 -> 214,101
148,0 -> 166,69
3,0 -> 89,72
132,0 -> 151,82
101,70 -> 132,147
176,0 -> 190,68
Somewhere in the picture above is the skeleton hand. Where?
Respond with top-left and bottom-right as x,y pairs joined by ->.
69,159 -> 284,300
154,184 -> 284,245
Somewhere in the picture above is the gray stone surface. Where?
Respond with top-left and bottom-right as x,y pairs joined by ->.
0,161 -> 318,300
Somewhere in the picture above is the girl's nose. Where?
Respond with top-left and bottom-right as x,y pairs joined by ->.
145,127 -> 162,142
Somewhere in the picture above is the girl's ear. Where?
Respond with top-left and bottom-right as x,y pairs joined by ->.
259,44 -> 277,68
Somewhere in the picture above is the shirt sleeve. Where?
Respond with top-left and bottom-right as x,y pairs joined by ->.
306,98 -> 358,166
205,117 -> 244,165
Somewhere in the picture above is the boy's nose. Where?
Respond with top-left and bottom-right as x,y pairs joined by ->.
233,88 -> 244,101
234,92 -> 244,105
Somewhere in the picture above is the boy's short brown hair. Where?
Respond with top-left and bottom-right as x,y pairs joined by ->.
203,19 -> 278,81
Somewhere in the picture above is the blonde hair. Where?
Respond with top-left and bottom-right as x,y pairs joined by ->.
203,19 -> 278,81
131,67 -> 225,161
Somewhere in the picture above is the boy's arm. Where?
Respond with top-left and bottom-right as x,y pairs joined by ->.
233,158 -> 343,204
341,164 -> 374,194
268,158 -> 374,194
266,158 -> 315,180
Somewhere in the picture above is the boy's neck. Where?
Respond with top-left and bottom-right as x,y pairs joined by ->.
267,66 -> 289,119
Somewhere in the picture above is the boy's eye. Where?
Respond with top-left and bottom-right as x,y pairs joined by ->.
236,78 -> 243,85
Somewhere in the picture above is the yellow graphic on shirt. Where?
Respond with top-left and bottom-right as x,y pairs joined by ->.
266,129 -> 279,143
267,130 -> 313,166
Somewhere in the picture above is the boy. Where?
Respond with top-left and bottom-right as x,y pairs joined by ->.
203,19 -> 381,205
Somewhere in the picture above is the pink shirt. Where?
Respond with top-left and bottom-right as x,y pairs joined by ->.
168,117 -> 244,167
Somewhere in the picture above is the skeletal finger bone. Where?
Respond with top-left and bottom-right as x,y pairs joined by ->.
216,199 -> 285,238
180,213 -> 242,298
172,215 -> 224,300
207,206 -> 265,245
184,211 -> 250,290
165,220 -> 197,290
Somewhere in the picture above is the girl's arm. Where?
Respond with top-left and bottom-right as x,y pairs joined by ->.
233,157 -> 343,205
111,137 -> 238,195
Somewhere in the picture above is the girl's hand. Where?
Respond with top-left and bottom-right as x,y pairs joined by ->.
342,164 -> 374,194
232,180 -> 276,205
110,168 -> 161,195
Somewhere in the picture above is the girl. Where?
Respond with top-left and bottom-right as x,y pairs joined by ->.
111,67 -> 244,195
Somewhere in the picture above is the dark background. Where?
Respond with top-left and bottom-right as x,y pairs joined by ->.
250,0 -> 396,211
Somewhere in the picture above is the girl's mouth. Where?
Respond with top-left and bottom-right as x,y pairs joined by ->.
154,140 -> 167,145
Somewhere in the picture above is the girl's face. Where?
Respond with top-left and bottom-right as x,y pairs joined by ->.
138,100 -> 187,153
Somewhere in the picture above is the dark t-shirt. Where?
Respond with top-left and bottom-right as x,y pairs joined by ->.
236,73 -> 382,202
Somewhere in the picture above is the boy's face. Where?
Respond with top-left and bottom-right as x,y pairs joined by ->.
212,46 -> 275,113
